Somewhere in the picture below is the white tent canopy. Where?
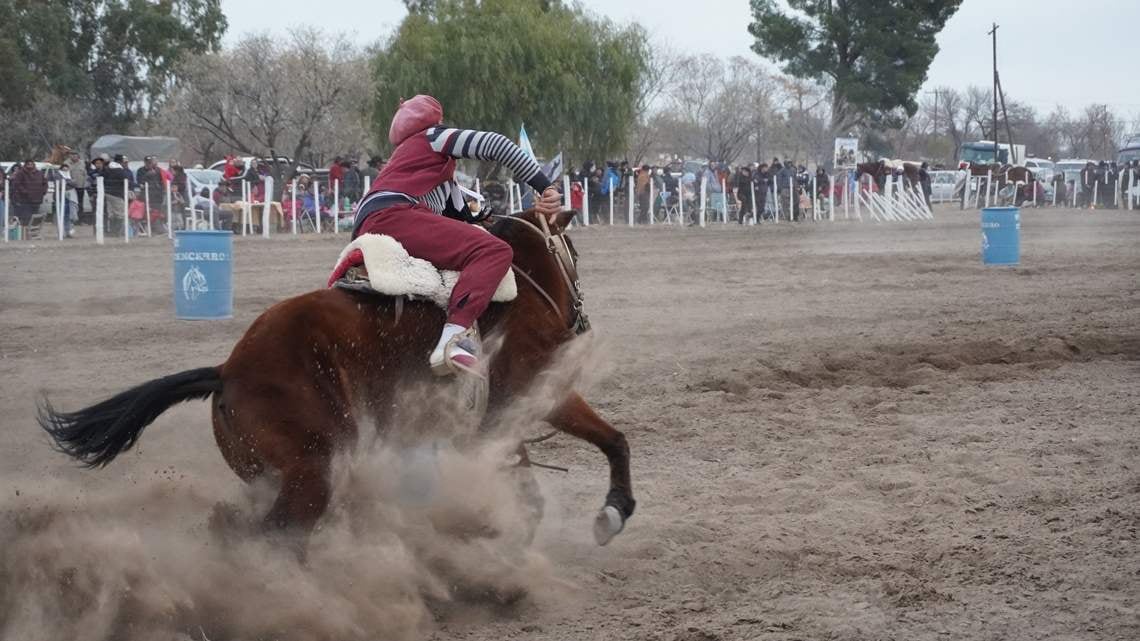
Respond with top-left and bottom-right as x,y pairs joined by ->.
89,135 -> 181,162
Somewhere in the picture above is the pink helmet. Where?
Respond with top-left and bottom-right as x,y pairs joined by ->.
388,95 -> 443,146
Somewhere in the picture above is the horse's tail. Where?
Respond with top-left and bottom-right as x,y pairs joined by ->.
38,367 -> 222,468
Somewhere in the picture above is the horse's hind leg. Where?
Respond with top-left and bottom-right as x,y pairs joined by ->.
264,458 -> 332,534
212,396 -> 264,483
215,387 -> 340,538
545,392 -> 634,546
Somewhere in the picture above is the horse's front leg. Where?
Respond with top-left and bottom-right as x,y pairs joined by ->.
546,392 -> 634,545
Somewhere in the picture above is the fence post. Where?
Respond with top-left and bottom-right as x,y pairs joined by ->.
678,177 -> 685,224
122,179 -> 129,243
95,176 -> 105,244
166,180 -> 173,239
983,171 -> 992,208
1116,170 -> 1124,207
720,178 -> 727,223
811,174 -> 818,222
3,178 -> 9,242
627,177 -> 634,225
843,173 -> 850,220
561,174 -> 570,210
829,175 -> 835,221
508,179 -> 516,213
313,179 -> 322,233
291,180 -> 298,235
608,179 -> 614,225
750,180 -> 757,225
55,178 -> 64,240
1031,179 -> 1037,207
185,174 -> 194,229
1129,171 -> 1135,211
787,176 -> 794,222
581,179 -> 589,225
333,179 -> 340,234
699,175 -> 706,227
144,182 -> 152,238
853,176 -> 862,221
208,189 -> 215,230
647,175 -> 655,226
262,176 -> 273,239
245,181 -> 254,236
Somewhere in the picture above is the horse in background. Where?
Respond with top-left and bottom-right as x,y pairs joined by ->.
45,144 -> 72,165
857,159 -> 921,191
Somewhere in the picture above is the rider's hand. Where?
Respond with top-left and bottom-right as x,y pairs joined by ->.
535,186 -> 562,224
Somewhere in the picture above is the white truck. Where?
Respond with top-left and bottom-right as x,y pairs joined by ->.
958,140 -> 1026,167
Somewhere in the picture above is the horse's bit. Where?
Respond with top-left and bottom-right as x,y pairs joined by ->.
493,214 -> 591,336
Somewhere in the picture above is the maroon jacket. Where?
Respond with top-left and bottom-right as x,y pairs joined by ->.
371,131 -> 455,198
10,166 -> 48,205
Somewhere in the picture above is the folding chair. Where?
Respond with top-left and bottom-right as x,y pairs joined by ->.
298,206 -> 317,233
24,212 -> 46,240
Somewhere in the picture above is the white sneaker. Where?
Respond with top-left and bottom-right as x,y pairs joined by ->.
429,324 -> 483,378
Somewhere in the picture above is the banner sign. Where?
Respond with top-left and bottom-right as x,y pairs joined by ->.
834,137 -> 859,168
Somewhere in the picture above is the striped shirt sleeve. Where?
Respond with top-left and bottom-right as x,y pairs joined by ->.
426,126 -> 552,192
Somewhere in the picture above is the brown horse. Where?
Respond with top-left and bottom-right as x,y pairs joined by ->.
45,143 -> 73,165
857,160 -> 921,191
856,160 -> 889,191
38,208 -> 635,546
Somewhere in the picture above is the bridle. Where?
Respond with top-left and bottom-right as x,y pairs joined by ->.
492,214 -> 591,336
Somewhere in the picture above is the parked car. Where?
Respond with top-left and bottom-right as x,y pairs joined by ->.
1117,134 -> 1140,165
1054,159 -> 1096,196
208,157 -> 325,181
1023,157 -> 1055,184
928,170 -> 960,202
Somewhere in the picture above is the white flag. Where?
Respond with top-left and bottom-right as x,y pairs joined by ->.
518,124 -> 536,161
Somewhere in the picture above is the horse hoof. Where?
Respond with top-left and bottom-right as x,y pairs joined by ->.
593,505 -> 624,546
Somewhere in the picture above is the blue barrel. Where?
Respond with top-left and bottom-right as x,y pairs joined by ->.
981,207 -> 1020,265
173,230 -> 233,319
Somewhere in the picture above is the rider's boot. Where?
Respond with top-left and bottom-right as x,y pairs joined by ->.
429,323 -> 482,378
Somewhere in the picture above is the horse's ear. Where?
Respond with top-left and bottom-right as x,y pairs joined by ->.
550,209 -> 578,233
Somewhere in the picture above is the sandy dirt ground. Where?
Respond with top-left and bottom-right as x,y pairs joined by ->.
0,207 -> 1137,640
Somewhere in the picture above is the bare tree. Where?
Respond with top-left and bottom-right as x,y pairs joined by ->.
660,55 -> 778,164
777,77 -> 832,165
0,92 -> 99,161
159,28 -> 370,182
1079,104 -> 1122,159
626,45 -> 678,164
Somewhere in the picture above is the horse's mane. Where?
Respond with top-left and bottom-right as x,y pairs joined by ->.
488,213 -> 516,239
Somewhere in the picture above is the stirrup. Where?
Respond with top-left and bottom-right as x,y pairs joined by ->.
430,326 -> 484,379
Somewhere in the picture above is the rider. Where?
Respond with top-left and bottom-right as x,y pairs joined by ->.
351,95 -> 562,377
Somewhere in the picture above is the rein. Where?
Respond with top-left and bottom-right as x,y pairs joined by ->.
493,214 -> 590,336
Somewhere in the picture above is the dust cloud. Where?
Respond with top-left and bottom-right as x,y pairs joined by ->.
0,334 -> 610,641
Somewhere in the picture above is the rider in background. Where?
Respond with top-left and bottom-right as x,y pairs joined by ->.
352,94 -> 562,377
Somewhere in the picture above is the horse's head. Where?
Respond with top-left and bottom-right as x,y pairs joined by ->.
489,208 -> 588,337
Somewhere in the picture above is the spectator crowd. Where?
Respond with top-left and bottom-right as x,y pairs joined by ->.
4,150 -> 1137,240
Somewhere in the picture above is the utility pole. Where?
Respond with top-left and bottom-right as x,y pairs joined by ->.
926,89 -> 947,135
988,23 -> 999,164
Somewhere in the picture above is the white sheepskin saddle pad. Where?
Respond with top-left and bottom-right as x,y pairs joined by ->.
328,233 -> 517,309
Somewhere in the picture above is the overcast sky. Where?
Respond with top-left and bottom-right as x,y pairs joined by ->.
221,0 -> 1140,119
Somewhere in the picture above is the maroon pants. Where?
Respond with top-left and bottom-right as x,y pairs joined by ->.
356,204 -> 512,328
